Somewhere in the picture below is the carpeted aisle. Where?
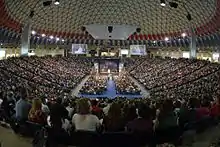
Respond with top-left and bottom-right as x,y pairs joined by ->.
104,79 -> 117,98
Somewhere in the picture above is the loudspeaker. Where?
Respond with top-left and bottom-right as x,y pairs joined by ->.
43,1 -> 52,7
136,28 -> 141,33
81,26 -> 86,32
169,2 -> 178,8
186,13 -> 192,21
108,26 -> 113,33
29,11 -> 35,18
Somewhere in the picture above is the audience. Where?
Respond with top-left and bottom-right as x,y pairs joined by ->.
72,98 -> 101,131
115,75 -> 141,95
126,103 -> 153,133
80,76 -> 107,95
103,99 -> 112,116
103,102 -> 125,132
49,98 -> 69,129
0,55 -> 220,146
28,98 -> 46,124
15,88 -> 31,122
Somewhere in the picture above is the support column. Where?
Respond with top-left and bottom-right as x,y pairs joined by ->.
21,19 -> 31,56
190,27 -> 197,58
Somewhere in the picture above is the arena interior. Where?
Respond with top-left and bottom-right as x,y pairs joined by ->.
1,0 -> 220,146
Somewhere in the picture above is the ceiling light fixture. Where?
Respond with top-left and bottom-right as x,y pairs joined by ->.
41,34 -> 46,37
160,0 -> 166,6
181,33 -> 187,37
49,35 -> 54,39
62,39 -> 65,42
31,30 -> 36,35
165,37 -> 169,41
56,37 -> 60,41
54,0 -> 60,5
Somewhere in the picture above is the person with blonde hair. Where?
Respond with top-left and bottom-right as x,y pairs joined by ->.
72,98 -> 100,131
28,98 -> 46,124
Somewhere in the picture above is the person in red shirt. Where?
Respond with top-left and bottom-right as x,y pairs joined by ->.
28,98 -> 46,124
196,99 -> 210,119
91,99 -> 103,119
210,96 -> 220,117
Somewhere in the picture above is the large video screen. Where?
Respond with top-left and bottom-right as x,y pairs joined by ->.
130,45 -> 146,55
121,49 -> 129,55
72,44 -> 87,54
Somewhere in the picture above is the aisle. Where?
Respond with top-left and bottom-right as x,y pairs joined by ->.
104,79 -> 117,98
72,75 -> 90,97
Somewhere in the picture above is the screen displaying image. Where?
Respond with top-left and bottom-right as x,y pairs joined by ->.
130,45 -> 146,55
121,49 -> 129,55
72,44 -> 87,54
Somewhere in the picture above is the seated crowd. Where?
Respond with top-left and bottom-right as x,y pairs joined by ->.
0,56 -> 220,146
127,57 -> 220,100
115,75 -> 141,95
0,56 -> 91,100
79,76 -> 107,95
1,87 -> 220,146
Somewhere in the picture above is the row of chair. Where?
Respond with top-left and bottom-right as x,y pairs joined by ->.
1,109 -> 219,147
14,121 -> 182,147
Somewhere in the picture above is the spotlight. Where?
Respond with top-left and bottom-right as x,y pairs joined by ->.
56,37 -> 60,41
181,33 -> 187,37
62,39 -> 65,42
31,30 -> 36,35
160,0 -> 166,6
49,35 -> 54,39
41,34 -> 46,37
54,0 -> 60,5
165,37 -> 169,41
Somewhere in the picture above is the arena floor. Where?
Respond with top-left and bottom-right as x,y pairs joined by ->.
77,76 -> 147,99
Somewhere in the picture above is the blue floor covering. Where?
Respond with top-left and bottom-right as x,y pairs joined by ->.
79,79 -> 142,99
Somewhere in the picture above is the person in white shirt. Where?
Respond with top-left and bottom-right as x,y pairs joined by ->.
41,98 -> 50,116
103,99 -> 113,116
66,103 -> 74,118
72,99 -> 100,132
42,103 -> 50,116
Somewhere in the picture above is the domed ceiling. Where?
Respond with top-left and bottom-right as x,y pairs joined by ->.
0,0 -> 220,46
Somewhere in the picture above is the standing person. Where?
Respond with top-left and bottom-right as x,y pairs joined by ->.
15,88 -> 31,122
